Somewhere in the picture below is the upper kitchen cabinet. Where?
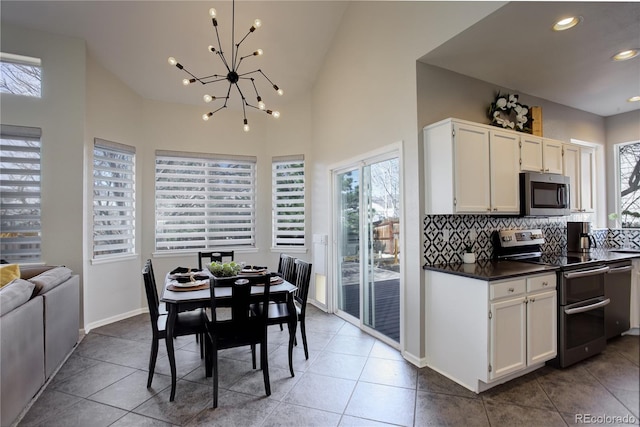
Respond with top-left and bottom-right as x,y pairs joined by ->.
520,135 -> 563,174
563,143 -> 596,213
424,118 -> 519,215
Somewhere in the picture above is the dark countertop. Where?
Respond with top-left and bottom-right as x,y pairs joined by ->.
423,249 -> 639,281
423,259 -> 559,281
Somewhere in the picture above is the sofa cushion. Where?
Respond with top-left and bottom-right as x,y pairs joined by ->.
0,279 -> 35,316
29,267 -> 73,296
19,265 -> 55,281
0,264 -> 20,288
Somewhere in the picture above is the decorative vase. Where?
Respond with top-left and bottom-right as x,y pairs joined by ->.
463,252 -> 476,264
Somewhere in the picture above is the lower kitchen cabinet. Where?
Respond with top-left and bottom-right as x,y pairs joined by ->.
426,270 -> 557,392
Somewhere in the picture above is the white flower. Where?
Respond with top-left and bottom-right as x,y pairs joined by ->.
514,105 -> 522,114
496,98 -> 507,109
517,122 -> 524,130
507,121 -> 515,129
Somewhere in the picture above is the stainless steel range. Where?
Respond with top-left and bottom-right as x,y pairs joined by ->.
494,229 -> 610,368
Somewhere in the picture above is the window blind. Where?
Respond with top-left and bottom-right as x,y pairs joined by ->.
155,151 -> 257,251
0,125 -> 42,262
93,139 -> 136,258
272,155 -> 305,247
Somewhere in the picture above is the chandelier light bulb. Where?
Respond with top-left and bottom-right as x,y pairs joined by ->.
168,57 -> 177,66
183,79 -> 190,86
243,119 -> 250,132
254,19 -> 262,28
272,111 -> 280,119
254,49 -> 263,56
203,94 -> 213,103
258,100 -> 266,110
277,88 -> 284,96
203,112 -> 212,121
208,45 -> 216,53
209,8 -> 217,18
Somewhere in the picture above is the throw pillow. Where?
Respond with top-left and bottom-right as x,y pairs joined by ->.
0,278 -> 35,316
0,264 -> 20,288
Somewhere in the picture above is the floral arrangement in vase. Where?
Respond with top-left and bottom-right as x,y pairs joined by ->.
208,261 -> 241,277
487,92 -> 532,133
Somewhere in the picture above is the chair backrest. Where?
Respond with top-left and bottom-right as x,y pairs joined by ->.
209,274 -> 271,346
292,259 -> 312,309
198,251 -> 235,270
277,254 -> 296,284
142,259 -> 161,332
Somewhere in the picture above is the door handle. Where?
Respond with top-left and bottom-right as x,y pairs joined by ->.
565,298 -> 610,315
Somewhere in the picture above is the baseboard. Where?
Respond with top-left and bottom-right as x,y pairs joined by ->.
84,308 -> 147,333
402,350 -> 427,368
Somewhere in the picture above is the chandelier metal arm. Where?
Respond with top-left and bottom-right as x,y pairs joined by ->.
169,0 -> 281,131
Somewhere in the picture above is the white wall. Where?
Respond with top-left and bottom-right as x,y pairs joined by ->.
0,23 -> 86,325
310,2 -> 504,364
83,55 -> 145,329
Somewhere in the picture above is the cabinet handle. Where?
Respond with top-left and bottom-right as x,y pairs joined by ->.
508,287 -> 514,293
545,168 -> 550,172
493,208 -> 498,211
487,208 -> 491,212
542,282 -> 548,286
530,298 -> 535,303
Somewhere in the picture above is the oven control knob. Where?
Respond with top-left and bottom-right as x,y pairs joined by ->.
501,236 -> 512,242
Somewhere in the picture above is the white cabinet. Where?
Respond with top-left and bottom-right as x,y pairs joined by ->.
562,143 -> 595,213
489,274 -> 557,380
520,135 -> 563,174
426,270 -> 557,392
424,118 -> 519,214
631,259 -> 640,330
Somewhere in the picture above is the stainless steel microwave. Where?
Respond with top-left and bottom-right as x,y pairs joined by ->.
520,172 -> 570,216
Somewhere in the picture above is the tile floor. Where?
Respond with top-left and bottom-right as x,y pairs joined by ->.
18,306 -> 639,426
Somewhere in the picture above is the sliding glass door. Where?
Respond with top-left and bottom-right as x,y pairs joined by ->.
335,153 -> 400,343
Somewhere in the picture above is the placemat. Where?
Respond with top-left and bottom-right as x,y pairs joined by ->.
167,283 -> 209,292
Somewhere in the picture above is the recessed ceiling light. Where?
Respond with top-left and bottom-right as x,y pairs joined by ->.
613,49 -> 639,61
553,16 -> 582,31
628,96 -> 640,103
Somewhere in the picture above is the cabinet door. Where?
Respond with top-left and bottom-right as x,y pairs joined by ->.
580,147 -> 596,212
453,123 -> 491,213
543,139 -> 564,174
520,135 -> 543,172
490,296 -> 527,379
490,130 -> 520,213
563,144 -> 581,211
527,290 -> 557,365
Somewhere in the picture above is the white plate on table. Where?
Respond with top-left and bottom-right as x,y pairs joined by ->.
171,279 -> 208,288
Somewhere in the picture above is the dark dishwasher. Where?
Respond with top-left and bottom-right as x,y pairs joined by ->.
605,260 -> 633,339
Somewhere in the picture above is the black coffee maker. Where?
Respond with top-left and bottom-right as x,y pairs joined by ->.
567,221 -> 596,252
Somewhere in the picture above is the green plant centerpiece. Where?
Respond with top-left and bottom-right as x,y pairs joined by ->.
208,261 -> 241,277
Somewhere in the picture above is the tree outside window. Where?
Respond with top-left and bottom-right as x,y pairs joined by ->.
617,141 -> 640,228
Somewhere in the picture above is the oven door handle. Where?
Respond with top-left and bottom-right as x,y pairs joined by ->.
564,298 -> 610,315
563,266 -> 610,279
608,265 -> 633,274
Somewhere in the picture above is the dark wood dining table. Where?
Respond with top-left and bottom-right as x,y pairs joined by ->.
160,270 -> 298,401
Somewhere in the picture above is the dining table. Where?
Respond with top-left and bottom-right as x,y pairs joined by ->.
160,268 -> 298,401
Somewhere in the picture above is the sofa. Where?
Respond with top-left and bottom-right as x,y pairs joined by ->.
0,265 -> 80,427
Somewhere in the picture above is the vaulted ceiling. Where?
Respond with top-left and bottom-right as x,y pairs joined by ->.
2,1 -> 639,117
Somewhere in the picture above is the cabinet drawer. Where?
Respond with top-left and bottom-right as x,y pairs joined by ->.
491,279 -> 526,300
527,274 -> 556,293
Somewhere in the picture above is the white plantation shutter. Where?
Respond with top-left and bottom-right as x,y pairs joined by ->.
0,125 -> 42,262
272,155 -> 305,247
155,150 -> 257,251
93,139 -> 136,259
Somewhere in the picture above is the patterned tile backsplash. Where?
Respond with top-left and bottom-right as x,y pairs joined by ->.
423,214 -> 640,265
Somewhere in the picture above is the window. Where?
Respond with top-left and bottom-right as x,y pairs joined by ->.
0,125 -> 42,262
272,155 -> 305,248
93,139 -> 136,259
615,141 -> 640,228
0,52 -> 42,98
155,150 -> 256,252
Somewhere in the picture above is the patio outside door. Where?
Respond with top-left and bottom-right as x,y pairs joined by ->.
335,154 -> 400,343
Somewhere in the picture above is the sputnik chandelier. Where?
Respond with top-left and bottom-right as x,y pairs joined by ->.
168,0 -> 282,132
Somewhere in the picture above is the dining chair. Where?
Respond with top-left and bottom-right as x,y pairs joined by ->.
142,259 -> 207,389
198,250 -> 235,270
268,259 -> 313,359
277,253 -> 296,284
202,274 -> 272,408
